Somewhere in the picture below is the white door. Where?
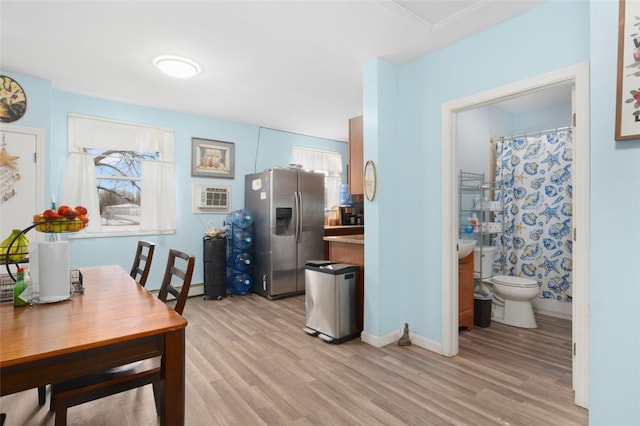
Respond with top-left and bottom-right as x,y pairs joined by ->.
0,125 -> 45,271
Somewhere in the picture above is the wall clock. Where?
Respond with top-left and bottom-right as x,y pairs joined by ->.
0,75 -> 27,123
364,160 -> 377,201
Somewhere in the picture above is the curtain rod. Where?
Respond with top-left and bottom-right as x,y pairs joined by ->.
490,125 -> 573,143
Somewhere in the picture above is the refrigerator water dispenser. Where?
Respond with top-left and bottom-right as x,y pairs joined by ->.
275,207 -> 293,235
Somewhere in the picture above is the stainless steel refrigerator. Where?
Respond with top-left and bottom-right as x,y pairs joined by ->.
245,167 -> 325,299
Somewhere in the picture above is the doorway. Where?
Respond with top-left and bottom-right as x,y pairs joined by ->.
440,63 -> 590,408
0,124 -> 46,271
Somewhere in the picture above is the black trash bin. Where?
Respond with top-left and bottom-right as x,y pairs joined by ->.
203,236 -> 227,300
474,292 -> 492,327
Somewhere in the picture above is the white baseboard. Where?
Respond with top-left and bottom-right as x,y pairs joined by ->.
361,330 -> 399,348
361,329 -> 442,354
532,297 -> 572,320
150,282 -> 204,299
188,282 -> 204,297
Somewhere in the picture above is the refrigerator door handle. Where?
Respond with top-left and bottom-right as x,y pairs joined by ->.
294,191 -> 301,244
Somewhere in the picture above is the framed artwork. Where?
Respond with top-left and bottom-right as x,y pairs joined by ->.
191,137 -> 235,178
615,0 -> 640,140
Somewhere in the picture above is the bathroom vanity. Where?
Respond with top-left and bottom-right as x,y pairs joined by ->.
458,251 -> 474,330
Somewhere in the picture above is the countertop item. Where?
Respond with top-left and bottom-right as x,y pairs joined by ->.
323,234 -> 364,245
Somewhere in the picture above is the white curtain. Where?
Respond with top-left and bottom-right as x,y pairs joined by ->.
68,114 -> 172,154
292,147 -> 343,209
140,160 -> 176,231
65,114 -> 176,234
292,148 -> 342,173
60,152 -> 101,232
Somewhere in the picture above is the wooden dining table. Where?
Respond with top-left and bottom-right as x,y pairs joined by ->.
0,264 -> 187,425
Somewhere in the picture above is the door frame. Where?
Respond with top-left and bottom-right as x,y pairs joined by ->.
440,62 -> 590,408
0,123 -> 46,228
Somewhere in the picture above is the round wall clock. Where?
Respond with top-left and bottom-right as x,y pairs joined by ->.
364,160 -> 377,201
0,75 -> 27,123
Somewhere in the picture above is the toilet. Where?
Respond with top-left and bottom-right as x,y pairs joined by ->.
474,246 -> 539,329
486,275 -> 539,328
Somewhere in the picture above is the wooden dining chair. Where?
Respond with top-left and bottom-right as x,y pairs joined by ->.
45,249 -> 195,426
36,240 -> 159,406
129,240 -> 155,287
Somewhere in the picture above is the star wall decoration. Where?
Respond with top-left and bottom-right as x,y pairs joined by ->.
0,145 -> 19,169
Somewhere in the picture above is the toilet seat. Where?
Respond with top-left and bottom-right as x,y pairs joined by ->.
491,275 -> 538,288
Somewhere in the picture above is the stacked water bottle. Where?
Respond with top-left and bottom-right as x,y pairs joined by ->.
225,209 -> 254,295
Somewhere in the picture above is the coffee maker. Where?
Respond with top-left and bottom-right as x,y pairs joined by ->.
339,206 -> 356,225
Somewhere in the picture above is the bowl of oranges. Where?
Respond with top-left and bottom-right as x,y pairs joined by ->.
33,205 -> 89,233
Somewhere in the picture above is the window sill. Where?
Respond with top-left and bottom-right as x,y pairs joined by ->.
68,229 -> 175,239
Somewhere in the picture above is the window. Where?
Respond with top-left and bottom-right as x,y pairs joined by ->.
62,114 -> 176,237
91,148 -> 159,226
291,147 -> 342,210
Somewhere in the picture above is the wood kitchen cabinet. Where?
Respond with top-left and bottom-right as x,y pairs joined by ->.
324,225 -> 364,259
458,252 -> 474,330
348,115 -> 363,195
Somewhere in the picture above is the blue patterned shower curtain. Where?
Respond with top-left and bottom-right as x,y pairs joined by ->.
494,129 -> 573,302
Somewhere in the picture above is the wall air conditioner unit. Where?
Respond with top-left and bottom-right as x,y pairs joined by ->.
193,184 -> 231,213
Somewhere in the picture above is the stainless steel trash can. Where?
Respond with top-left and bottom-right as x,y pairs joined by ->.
303,260 -> 359,344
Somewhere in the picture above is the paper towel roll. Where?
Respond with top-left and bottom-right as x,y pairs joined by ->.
38,241 -> 70,303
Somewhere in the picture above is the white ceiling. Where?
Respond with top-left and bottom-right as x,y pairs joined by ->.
0,0 -> 547,141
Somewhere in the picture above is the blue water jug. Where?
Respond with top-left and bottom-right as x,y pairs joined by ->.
232,209 -> 253,228
339,184 -> 352,206
229,272 -> 252,294
227,251 -> 252,272
233,230 -> 252,250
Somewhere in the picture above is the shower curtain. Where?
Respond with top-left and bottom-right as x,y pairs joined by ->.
494,129 -> 573,302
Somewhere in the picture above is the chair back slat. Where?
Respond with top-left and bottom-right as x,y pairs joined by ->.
158,249 -> 195,315
130,241 -> 155,287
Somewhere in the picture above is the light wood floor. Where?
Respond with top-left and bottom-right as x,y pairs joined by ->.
0,294 -> 588,425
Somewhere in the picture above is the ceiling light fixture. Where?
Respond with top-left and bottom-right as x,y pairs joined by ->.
153,55 -> 201,78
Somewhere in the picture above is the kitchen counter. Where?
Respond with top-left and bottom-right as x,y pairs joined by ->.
323,226 -> 364,258
323,234 -> 364,245
324,225 -> 364,231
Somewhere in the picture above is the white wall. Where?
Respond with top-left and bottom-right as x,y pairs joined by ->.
456,105 -> 512,177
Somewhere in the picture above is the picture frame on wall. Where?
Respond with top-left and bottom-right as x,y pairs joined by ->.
615,0 -> 640,140
191,137 -> 235,178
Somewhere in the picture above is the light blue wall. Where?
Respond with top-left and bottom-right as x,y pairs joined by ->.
362,58 -> 401,335
3,73 -> 347,291
456,101 -> 572,177
456,105 -> 512,177
0,72 -> 52,130
512,103 -> 572,135
589,1 -> 640,424
363,0 -> 640,423
365,0 -> 589,342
